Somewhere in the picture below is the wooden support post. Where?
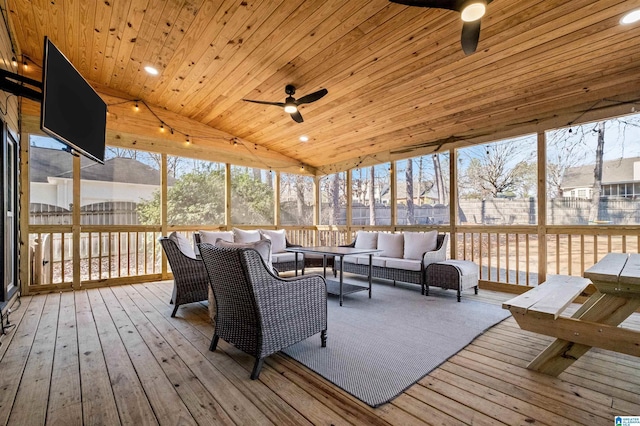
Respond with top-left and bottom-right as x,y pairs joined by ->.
19,131 -> 31,293
72,155 -> 81,288
449,148 -> 457,259
225,163 -> 232,229
390,161 -> 396,227
537,131 -> 547,285
313,176 -> 320,245
346,171 -> 352,239
274,171 -> 280,227
160,153 -> 168,279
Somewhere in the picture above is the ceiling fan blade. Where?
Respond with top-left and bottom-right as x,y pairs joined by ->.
242,99 -> 285,107
461,19 -> 481,55
295,88 -> 328,105
388,0 -> 457,12
290,111 -> 304,123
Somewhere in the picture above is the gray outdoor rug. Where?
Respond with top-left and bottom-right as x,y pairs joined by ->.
282,280 -> 512,407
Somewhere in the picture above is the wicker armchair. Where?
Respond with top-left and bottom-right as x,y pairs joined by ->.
199,242 -> 327,380
159,237 -> 209,317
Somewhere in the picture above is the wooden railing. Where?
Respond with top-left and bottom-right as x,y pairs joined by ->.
29,225 -> 162,290
27,224 -> 640,293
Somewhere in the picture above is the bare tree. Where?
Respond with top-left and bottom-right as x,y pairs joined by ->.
406,159 -> 415,224
588,122 -> 605,223
252,168 -> 262,181
295,175 -> 306,220
546,127 -> 590,199
332,173 -> 340,225
464,141 -> 528,198
432,154 -> 446,204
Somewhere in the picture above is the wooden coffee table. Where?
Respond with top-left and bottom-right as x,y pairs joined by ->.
286,246 -> 381,306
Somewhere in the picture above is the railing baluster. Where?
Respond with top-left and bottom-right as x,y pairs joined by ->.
525,234 -> 530,286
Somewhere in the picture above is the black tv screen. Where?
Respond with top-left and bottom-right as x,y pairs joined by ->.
40,37 -> 106,164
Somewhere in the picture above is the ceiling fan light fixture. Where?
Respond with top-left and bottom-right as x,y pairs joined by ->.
621,9 -> 640,25
284,96 -> 298,113
461,1 -> 486,22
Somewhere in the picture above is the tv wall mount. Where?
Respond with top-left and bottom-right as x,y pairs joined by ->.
0,68 -> 42,102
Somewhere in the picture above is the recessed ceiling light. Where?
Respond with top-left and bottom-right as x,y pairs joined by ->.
299,135 -> 309,142
621,9 -> 640,25
144,65 -> 159,75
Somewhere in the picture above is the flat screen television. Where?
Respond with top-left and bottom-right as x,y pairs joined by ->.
40,37 -> 106,164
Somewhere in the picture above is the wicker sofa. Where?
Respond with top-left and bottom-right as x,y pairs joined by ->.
333,230 -> 448,294
193,228 -> 304,274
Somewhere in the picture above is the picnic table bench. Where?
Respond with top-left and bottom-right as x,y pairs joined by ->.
503,253 -> 640,376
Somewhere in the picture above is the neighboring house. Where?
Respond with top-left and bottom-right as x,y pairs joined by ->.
391,182 -> 441,206
30,146 -> 174,211
560,157 -> 640,199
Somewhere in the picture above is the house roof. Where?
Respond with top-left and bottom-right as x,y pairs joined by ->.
30,146 -> 173,185
12,0 -> 640,173
561,157 -> 640,189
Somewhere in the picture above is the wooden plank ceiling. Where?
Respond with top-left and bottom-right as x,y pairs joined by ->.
8,0 -> 640,173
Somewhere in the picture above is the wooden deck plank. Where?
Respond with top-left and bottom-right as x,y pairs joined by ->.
452,351 -> 628,418
130,282 -> 347,426
84,289 -> 157,425
0,296 -> 32,363
1,282 -> 639,425
0,295 -> 45,425
113,285 -> 277,425
106,286 -> 235,426
440,359 -> 608,425
400,386 -> 505,426
46,291 -> 82,426
75,290 -> 121,425
7,293 -> 59,426
95,287 -> 197,426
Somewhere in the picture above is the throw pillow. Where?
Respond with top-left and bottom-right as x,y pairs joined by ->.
354,231 -> 378,249
232,227 -> 261,243
168,231 -> 197,259
215,238 -> 274,273
377,233 -> 404,258
259,229 -> 287,254
403,230 -> 438,260
199,230 -> 234,244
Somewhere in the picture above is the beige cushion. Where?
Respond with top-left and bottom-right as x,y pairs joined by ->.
215,238 -> 273,272
342,255 -> 359,264
403,231 -> 438,260
272,252 -> 298,263
259,229 -> 287,254
356,255 -> 386,267
199,230 -> 233,244
168,231 -> 196,259
385,258 -> 423,271
354,231 -> 378,249
232,228 -> 261,243
377,233 -> 403,258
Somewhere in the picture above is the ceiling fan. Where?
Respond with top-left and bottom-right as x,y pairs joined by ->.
389,0 -> 492,55
242,85 -> 328,123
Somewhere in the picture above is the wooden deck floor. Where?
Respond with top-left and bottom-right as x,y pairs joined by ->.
0,278 -> 639,425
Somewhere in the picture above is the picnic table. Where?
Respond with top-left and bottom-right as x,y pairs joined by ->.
502,253 -> 640,376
